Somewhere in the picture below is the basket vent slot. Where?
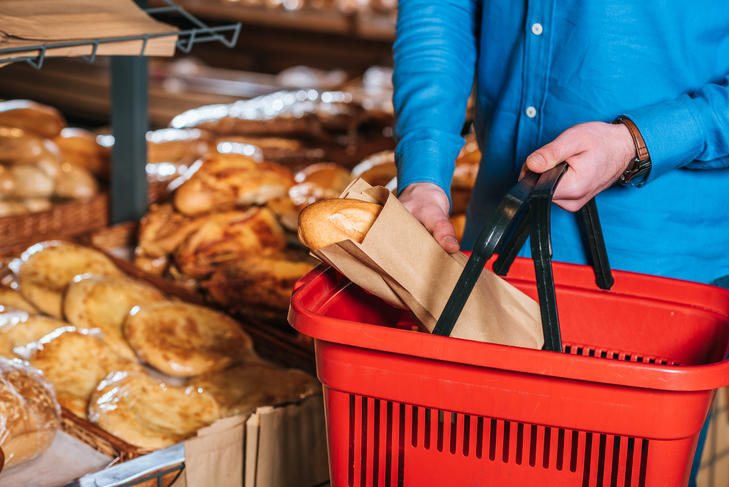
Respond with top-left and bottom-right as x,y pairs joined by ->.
347,394 -> 649,487
564,344 -> 679,366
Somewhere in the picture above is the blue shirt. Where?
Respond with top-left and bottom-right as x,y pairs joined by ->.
393,0 -> 729,284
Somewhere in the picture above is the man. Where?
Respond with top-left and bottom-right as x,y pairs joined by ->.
393,1 -> 729,484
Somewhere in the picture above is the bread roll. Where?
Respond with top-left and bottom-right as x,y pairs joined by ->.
193,363 -> 319,417
289,162 -> 353,208
0,357 -> 60,468
123,301 -> 253,377
0,126 -> 46,164
9,165 -> 55,199
203,250 -> 316,312
297,199 -> 383,250
53,128 -> 109,178
173,153 -> 294,216
351,151 -> 396,187
88,371 -> 220,450
55,163 -> 99,200
13,241 -> 122,318
27,328 -> 141,419
63,275 -> 167,361
0,100 -> 65,139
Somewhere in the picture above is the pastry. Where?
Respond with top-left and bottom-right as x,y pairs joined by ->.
13,241 -> 122,318
173,207 -> 286,278
193,363 -> 319,417
351,151 -> 396,187
289,162 -> 353,208
0,286 -> 38,313
63,275 -> 167,361
0,309 -> 70,358
53,128 -> 109,178
27,328 -> 141,419
88,371 -> 220,450
297,199 -> 383,250
0,357 -> 60,467
0,100 -> 65,139
265,196 -> 299,232
173,153 -> 294,216
135,203 -> 204,259
123,301 -> 253,377
204,251 -> 315,312
54,163 -> 99,200
0,126 -> 48,164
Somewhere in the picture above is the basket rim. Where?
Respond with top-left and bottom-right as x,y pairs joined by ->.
289,257 -> 729,393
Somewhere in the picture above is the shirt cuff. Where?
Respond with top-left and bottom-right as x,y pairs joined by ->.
623,96 -> 707,183
395,129 -> 464,206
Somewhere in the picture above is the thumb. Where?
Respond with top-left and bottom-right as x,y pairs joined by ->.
526,128 -> 580,173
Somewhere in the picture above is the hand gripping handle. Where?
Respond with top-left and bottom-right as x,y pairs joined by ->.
433,162 -> 614,353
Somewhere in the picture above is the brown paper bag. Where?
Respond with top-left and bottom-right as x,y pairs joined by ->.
310,178 -> 543,349
185,416 -> 247,487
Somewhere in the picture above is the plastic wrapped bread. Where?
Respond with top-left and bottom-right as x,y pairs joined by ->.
0,356 -> 60,468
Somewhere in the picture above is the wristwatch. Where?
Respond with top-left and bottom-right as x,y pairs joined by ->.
612,115 -> 652,186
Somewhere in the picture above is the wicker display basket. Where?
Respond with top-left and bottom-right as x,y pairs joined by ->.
0,194 -> 108,251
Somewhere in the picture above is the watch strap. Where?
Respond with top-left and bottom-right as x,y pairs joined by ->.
613,115 -> 651,185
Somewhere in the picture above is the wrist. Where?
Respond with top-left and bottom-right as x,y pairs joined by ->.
612,115 -> 652,186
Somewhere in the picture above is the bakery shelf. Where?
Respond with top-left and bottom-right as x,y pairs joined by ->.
0,0 -> 241,69
156,0 -> 396,41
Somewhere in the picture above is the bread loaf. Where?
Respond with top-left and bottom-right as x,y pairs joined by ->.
297,199 -> 382,250
0,100 -> 65,139
0,357 -> 60,468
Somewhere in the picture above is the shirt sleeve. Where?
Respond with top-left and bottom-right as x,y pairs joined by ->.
392,0 -> 479,201
624,72 -> 729,183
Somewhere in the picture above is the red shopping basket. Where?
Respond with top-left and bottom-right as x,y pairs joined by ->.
288,164 -> 729,486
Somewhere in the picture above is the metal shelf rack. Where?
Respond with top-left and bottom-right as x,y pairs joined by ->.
0,0 -> 241,224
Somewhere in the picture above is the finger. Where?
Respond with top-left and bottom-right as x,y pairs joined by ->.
415,204 -> 459,253
526,126 -> 585,173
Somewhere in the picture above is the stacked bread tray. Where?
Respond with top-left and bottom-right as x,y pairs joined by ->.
0,238 -> 322,481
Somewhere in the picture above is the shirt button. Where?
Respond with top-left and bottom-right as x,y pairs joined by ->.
526,106 -> 537,118
531,23 -> 543,35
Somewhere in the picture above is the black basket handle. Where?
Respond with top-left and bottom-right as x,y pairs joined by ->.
433,162 -> 614,352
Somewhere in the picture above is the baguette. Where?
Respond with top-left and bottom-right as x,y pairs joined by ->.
297,199 -> 382,250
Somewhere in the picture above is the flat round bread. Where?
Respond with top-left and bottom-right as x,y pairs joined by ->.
89,371 -> 220,450
0,308 -> 70,358
124,302 -> 253,377
64,275 -> 168,361
0,286 -> 38,313
13,241 -> 122,318
27,329 -> 141,419
193,363 -> 319,417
